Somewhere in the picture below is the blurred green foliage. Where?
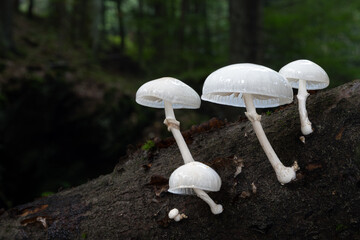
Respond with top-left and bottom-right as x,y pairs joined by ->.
263,0 -> 360,87
15,0 -> 360,85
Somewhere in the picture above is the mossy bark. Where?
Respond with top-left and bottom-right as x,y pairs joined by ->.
1,80 -> 360,240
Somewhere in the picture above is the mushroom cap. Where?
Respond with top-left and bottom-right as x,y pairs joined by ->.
201,63 -> 293,108
168,208 -> 179,219
168,161 -> 221,195
136,77 -> 201,109
279,59 -> 329,90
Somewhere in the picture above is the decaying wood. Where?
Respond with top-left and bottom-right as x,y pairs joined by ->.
1,80 -> 360,240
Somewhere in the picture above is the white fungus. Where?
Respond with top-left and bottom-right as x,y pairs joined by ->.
202,63 -> 299,185
168,162 -> 223,214
279,59 -> 329,135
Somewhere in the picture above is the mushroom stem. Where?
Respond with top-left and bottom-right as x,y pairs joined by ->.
242,93 -> 298,185
193,188 -> 223,215
297,79 -> 313,135
163,101 -> 194,164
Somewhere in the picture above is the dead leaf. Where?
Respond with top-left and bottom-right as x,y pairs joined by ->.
151,198 -> 160,203
148,175 -> 168,186
154,186 -> 168,197
251,182 -> 257,194
19,205 -> 48,217
305,163 -> 323,171
36,216 -> 47,228
147,175 -> 169,197
233,156 -> 244,178
187,117 -> 225,135
240,191 -> 251,198
335,128 -> 345,140
21,215 -> 52,228
234,165 -> 243,178
142,163 -> 152,170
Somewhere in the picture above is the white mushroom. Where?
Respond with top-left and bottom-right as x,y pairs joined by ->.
279,59 -> 329,135
168,208 -> 187,222
202,63 -> 298,185
136,77 -> 200,164
168,161 -> 223,214
137,77 -> 223,214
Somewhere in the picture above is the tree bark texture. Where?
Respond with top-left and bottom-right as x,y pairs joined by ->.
0,0 -> 14,53
1,80 -> 360,239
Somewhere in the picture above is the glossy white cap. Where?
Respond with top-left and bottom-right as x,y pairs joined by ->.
202,63 -> 293,108
136,77 -> 201,109
168,161 -> 221,195
279,59 -> 329,90
168,208 -> 179,219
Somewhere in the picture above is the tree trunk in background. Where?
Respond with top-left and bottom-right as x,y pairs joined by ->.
1,80 -> 360,239
91,0 -> 102,52
178,0 -> 189,52
14,0 -> 20,13
229,0 -> 263,63
100,0 -> 107,42
49,0 -> 68,45
201,1 -> 212,58
27,0 -> 34,19
136,0 -> 144,66
151,0 -> 166,62
0,0 -> 14,54
116,0 -> 125,53
71,0 -> 94,46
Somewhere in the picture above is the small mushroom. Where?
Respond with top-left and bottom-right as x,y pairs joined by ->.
168,208 -> 187,222
279,59 -> 329,135
202,63 -> 298,185
136,77 -> 201,164
168,161 -> 223,214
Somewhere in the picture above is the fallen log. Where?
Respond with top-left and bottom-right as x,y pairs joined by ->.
1,80 -> 360,240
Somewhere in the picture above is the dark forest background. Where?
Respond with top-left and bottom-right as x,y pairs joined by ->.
0,0 -> 359,210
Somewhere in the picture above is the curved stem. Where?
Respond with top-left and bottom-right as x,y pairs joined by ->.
243,93 -> 297,185
193,188 -> 223,215
297,79 -> 313,135
164,101 -> 194,164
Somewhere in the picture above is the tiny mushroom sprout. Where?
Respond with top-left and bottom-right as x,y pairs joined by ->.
279,59 -> 329,135
136,77 -> 200,164
202,63 -> 299,185
168,161 -> 223,214
168,208 -> 187,222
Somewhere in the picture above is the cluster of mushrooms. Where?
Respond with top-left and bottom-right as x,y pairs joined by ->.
135,59 -> 329,219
